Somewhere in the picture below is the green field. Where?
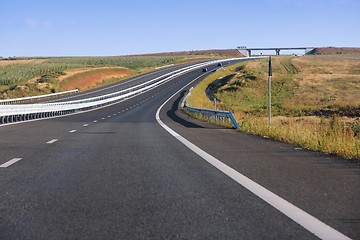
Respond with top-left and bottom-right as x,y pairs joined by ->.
0,55 -> 210,98
0,56 -> 186,85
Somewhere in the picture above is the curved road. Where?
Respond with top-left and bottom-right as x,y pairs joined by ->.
0,61 -> 359,239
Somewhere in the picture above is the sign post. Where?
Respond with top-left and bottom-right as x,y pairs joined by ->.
268,56 -> 272,126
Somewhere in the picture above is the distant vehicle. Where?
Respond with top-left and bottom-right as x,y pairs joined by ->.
202,68 -> 208,72
217,63 -> 222,67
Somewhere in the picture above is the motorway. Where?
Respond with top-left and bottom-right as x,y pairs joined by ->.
0,60 -> 359,239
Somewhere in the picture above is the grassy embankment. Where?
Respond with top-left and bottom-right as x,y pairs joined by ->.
187,55 -> 360,160
0,55 -> 219,99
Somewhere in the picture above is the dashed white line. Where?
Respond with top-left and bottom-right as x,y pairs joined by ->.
102,117 -> 105,120
93,120 -> 98,123
69,130 -> 77,133
0,158 -> 22,168
83,124 -> 89,127
46,139 -> 58,144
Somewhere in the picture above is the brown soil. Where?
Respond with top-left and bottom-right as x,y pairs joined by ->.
60,68 -> 134,91
27,76 -> 42,83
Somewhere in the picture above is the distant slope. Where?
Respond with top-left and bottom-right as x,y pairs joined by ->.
132,49 -> 244,57
310,47 -> 360,55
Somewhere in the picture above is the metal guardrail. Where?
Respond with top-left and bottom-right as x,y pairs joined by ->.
0,89 -> 79,105
184,106 -> 240,129
179,56 -> 263,129
0,58 -> 243,125
182,86 -> 240,129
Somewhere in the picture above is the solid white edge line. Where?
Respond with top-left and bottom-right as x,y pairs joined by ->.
0,158 -> 22,168
155,74 -> 351,240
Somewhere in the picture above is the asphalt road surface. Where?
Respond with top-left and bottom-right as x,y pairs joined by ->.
0,61 -> 359,239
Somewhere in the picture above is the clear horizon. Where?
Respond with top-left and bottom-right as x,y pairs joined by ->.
1,0 -> 359,57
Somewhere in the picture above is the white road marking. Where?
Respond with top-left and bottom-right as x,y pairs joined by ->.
0,158 -> 22,168
69,130 -> 77,133
46,139 -> 58,144
83,124 -> 89,127
0,64 -> 202,128
107,116 -> 111,118
93,120 -> 98,123
113,114 -> 116,116
155,74 -> 351,240
102,117 -> 105,120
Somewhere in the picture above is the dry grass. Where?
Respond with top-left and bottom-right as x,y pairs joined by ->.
187,55 -> 360,160
60,67 -> 134,91
239,115 -> 360,159
0,55 -> 217,99
0,59 -> 46,66
290,55 -> 360,109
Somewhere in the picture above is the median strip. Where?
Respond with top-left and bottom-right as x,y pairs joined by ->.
0,59 -> 243,129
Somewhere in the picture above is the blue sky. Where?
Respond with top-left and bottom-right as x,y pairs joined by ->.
1,0 -> 359,56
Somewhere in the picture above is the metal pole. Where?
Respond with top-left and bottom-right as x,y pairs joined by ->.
268,56 -> 272,125
214,98 -> 217,110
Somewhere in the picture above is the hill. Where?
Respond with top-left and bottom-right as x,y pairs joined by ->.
187,55 -> 360,160
310,47 -> 360,55
132,49 -> 244,57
